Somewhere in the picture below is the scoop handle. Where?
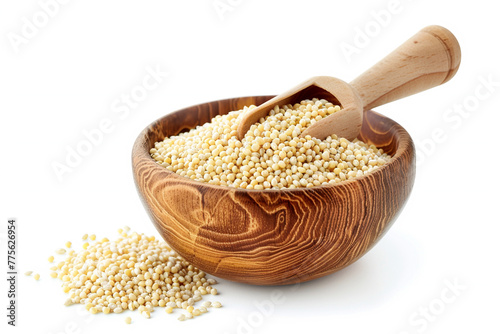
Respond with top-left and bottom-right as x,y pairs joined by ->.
350,25 -> 461,111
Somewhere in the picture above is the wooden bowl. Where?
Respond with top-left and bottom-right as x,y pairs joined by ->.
132,95 -> 416,285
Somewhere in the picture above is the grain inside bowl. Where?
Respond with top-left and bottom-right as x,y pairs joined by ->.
150,98 -> 391,189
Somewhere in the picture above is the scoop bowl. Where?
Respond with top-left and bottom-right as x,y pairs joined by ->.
132,95 -> 415,285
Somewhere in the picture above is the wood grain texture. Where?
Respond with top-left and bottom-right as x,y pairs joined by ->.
350,25 -> 461,110
132,96 -> 416,285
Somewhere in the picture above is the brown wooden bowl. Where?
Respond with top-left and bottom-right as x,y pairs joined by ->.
132,95 -> 416,285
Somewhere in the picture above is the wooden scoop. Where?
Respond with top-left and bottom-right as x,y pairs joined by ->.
237,25 -> 461,141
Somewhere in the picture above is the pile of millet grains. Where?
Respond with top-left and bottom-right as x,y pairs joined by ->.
41,227 -> 222,322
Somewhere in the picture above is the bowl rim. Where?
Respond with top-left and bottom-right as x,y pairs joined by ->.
132,95 -> 414,193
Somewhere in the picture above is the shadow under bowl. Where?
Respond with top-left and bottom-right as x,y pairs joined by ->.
132,95 -> 416,285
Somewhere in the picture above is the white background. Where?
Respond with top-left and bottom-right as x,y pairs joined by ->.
1,0 -> 499,333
